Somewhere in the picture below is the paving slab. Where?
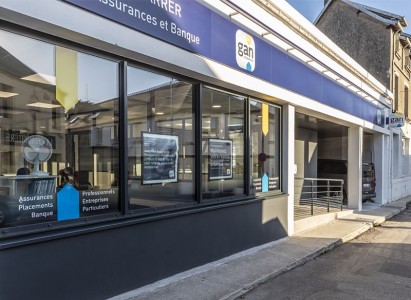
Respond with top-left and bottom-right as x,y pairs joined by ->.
109,198 -> 410,300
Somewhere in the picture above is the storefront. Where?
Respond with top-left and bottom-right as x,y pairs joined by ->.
0,0 -> 389,299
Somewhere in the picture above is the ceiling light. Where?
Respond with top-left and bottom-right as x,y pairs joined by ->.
0,92 -> 18,98
27,102 -> 60,109
21,73 -> 56,85
156,112 -> 164,115
212,105 -> 221,108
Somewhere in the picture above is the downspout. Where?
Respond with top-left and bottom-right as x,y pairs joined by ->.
390,26 -> 402,203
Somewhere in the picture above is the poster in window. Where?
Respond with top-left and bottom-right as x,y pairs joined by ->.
142,132 -> 179,185
208,139 -> 233,180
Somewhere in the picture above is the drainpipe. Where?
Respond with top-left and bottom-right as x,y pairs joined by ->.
389,26 -> 403,203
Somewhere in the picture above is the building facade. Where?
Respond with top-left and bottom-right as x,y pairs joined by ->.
0,0 -> 393,298
316,0 -> 411,201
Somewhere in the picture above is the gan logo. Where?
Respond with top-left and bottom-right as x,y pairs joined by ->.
236,30 -> 255,72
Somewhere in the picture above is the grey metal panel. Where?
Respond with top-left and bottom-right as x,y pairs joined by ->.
0,196 -> 288,300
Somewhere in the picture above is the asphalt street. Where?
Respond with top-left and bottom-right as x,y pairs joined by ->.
239,205 -> 411,300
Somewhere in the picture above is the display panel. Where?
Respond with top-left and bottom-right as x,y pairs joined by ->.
208,139 -> 233,181
141,132 -> 179,185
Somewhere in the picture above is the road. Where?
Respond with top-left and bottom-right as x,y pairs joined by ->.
239,206 -> 411,300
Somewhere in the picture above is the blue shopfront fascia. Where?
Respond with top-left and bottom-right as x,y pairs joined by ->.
62,0 -> 381,126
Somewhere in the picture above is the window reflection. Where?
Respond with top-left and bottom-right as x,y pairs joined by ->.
127,66 -> 195,211
202,87 -> 245,199
250,100 -> 281,194
0,30 -> 119,228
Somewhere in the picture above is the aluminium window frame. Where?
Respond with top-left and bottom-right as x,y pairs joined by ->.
0,24 -> 284,244
248,98 -> 283,197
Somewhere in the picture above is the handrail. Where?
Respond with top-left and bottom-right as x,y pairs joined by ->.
295,177 -> 344,215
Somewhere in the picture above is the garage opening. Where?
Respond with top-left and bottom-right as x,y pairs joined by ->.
294,113 -> 348,219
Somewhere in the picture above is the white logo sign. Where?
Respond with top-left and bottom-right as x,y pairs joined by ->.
388,112 -> 405,127
236,30 -> 255,72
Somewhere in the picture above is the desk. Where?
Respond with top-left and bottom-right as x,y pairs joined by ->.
0,175 -> 57,196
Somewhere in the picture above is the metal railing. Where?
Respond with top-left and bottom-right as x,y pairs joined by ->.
295,178 -> 344,215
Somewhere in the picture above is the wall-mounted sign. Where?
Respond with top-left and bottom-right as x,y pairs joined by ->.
142,132 -> 179,185
208,139 -> 233,180
62,0 -> 382,126
388,112 -> 405,128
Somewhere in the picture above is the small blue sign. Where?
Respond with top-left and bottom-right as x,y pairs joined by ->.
57,184 -> 80,221
262,173 -> 269,193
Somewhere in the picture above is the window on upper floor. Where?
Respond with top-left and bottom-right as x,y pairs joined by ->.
405,86 -> 409,120
394,75 -> 399,112
395,34 -> 401,59
405,52 -> 411,72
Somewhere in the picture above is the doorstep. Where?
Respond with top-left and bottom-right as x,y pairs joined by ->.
294,208 -> 354,234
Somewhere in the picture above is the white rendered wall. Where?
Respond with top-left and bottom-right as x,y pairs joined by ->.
373,133 -> 388,204
391,123 -> 411,201
348,126 -> 363,210
283,104 -> 295,235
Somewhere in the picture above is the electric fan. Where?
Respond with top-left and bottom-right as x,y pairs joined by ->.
22,135 -> 53,176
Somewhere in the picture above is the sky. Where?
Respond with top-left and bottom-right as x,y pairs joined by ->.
286,0 -> 411,33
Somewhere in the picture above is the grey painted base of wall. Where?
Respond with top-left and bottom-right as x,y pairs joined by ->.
0,196 -> 288,300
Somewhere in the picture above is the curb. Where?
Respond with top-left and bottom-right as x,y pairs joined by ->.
224,206 -> 406,300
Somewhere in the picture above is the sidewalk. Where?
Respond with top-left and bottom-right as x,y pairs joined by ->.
110,197 -> 411,300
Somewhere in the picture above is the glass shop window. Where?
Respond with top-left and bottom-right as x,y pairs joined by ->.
249,100 -> 281,194
201,87 -> 245,200
0,30 -> 119,230
127,66 -> 195,211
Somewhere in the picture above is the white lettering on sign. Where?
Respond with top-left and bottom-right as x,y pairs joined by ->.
97,0 -> 200,45
170,22 -> 200,44
390,117 -> 403,123
388,112 -> 405,127
150,0 -> 182,18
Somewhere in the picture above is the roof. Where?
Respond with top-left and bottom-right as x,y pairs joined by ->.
400,32 -> 411,48
315,0 -> 407,30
